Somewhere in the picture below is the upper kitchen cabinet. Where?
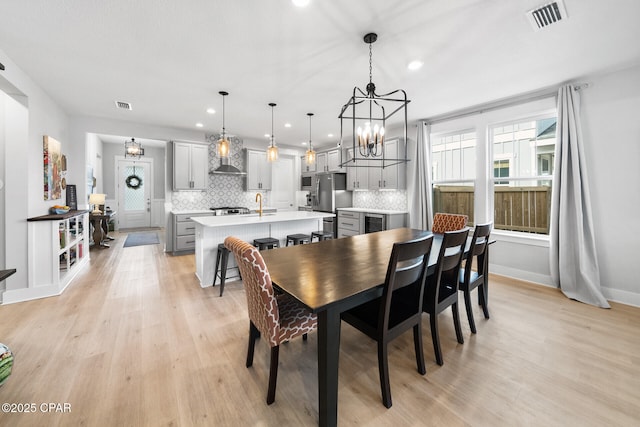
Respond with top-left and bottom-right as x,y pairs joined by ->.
301,156 -> 317,173
245,149 -> 272,190
173,141 -> 209,190
345,148 -> 369,191
315,148 -> 344,173
368,138 -> 407,190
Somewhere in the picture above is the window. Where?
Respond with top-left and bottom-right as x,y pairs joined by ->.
431,131 -> 476,224
491,116 -> 556,234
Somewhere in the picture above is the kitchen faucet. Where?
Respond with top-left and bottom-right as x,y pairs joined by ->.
255,193 -> 263,217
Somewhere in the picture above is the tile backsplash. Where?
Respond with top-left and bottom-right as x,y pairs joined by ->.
353,190 -> 407,211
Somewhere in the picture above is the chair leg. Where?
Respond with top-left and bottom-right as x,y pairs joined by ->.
464,288 -> 477,334
213,248 -> 222,287
452,302 -> 464,344
413,323 -> 426,375
377,340 -> 392,408
302,333 -> 308,341
246,321 -> 259,368
479,283 -> 490,319
266,346 -> 280,405
430,314 -> 443,366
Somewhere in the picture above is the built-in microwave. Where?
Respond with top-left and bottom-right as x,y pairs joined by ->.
301,173 -> 315,191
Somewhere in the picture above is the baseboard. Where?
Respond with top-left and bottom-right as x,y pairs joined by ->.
489,263 -> 555,287
601,287 -> 640,308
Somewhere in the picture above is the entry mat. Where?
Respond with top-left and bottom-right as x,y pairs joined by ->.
123,232 -> 160,248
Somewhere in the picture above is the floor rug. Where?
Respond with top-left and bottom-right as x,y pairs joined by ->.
123,232 -> 160,248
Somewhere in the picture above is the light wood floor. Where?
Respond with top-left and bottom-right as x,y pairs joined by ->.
0,230 -> 639,426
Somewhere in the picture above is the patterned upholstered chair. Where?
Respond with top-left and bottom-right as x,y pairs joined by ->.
224,236 -> 317,405
431,213 -> 468,234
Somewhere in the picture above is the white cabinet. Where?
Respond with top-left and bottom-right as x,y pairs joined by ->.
315,149 -> 343,173
173,141 -> 209,190
301,156 -> 317,172
363,138 -> 407,190
316,152 -> 328,173
245,149 -> 272,191
27,211 -> 90,293
345,148 -> 369,190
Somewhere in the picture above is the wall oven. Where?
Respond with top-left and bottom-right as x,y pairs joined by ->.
301,173 -> 315,191
364,213 -> 386,233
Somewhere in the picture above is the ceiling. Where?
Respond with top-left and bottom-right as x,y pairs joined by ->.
2,0 -> 639,149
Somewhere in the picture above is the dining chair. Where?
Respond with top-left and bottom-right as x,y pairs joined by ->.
431,212 -> 468,234
423,227 -> 469,365
224,236 -> 318,405
341,234 -> 434,408
459,222 -> 493,333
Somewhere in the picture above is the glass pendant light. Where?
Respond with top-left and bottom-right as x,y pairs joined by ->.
217,91 -> 230,158
266,102 -> 278,162
305,113 -> 316,165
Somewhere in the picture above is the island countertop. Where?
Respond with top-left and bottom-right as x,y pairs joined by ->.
191,210 -> 334,227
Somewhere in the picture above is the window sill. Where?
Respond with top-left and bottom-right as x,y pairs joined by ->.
491,229 -> 550,248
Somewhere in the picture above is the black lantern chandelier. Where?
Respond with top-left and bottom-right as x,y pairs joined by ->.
305,113 -> 316,165
217,91 -> 231,159
266,102 -> 278,162
339,32 -> 410,164
124,137 -> 144,158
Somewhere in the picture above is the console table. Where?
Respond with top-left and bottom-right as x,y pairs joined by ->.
89,211 -> 116,248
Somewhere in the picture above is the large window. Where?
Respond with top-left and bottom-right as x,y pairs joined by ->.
491,116 -> 556,234
431,131 -> 476,224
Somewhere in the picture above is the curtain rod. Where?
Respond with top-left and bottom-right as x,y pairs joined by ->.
423,82 -> 589,126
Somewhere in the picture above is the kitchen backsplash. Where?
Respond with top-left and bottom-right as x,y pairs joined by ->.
171,135 -> 271,210
353,190 -> 407,211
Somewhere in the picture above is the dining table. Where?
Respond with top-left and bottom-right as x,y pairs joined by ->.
259,227 -> 488,426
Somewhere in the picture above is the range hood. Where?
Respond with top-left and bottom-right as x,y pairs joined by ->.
210,157 -> 246,176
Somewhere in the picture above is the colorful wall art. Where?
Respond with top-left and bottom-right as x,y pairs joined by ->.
43,135 -> 63,200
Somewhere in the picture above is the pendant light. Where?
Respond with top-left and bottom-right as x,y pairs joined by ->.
266,102 -> 278,162
305,113 -> 316,165
217,91 -> 230,158
338,32 -> 409,161
124,137 -> 144,158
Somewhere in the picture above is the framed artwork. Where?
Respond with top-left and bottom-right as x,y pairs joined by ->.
43,135 -> 63,200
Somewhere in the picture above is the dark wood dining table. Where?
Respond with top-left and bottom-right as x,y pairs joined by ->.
260,227 -> 471,427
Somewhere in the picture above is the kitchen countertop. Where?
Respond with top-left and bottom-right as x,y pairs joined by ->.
337,207 -> 409,215
192,210 -> 334,227
171,209 -> 215,215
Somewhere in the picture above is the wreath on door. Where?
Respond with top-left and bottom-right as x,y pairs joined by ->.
125,174 -> 142,190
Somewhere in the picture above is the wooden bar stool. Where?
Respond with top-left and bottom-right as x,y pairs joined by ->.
311,231 -> 333,242
253,237 -> 280,250
213,243 -> 240,297
286,233 -> 310,246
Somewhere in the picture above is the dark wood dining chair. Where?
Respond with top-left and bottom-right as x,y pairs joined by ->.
423,227 -> 469,365
459,222 -> 493,333
224,236 -> 317,405
431,212 -> 468,234
341,234 -> 434,408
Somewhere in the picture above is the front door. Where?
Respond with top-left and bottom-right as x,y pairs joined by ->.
117,159 -> 151,229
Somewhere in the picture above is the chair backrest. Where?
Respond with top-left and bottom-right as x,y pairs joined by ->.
462,222 -> 493,283
432,228 -> 469,300
432,213 -> 468,234
224,236 -> 280,347
379,234 -> 434,330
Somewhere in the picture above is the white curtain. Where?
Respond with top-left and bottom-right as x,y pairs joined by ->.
549,85 -> 609,308
407,122 -> 433,230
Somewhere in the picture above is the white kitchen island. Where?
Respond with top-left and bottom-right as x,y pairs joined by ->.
192,210 -> 335,288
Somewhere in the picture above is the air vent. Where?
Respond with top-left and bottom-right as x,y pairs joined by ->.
115,101 -> 132,110
527,1 -> 567,31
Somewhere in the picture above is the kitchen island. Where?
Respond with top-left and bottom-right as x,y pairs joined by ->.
192,210 -> 334,288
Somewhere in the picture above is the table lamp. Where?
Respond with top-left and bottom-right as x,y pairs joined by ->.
89,193 -> 106,214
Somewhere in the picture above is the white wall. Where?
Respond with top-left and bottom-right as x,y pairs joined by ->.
580,63 -> 640,306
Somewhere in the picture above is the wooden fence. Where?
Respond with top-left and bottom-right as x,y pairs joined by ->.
433,185 -> 551,234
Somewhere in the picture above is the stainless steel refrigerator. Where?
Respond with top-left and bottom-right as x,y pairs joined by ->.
312,172 -> 353,237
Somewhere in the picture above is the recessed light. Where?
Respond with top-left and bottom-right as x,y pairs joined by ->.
196,123 -> 204,128
301,141 -> 307,145
284,123 -> 292,128
264,133 -> 270,138
408,60 -> 423,71
206,108 -> 215,114
292,0 -> 311,7
328,133 -> 334,138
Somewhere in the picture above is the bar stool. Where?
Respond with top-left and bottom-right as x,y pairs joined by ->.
311,231 -> 333,242
253,237 -> 280,250
286,233 -> 311,246
213,243 -> 240,297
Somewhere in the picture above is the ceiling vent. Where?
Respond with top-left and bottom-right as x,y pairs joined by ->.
527,1 -> 567,31
115,101 -> 132,110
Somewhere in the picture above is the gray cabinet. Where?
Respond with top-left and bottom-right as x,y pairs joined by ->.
173,141 -> 209,190
172,212 -> 214,253
337,210 -> 362,237
245,150 -> 272,190
316,148 -> 343,173
368,138 -> 406,190
301,155 -> 317,172
345,148 -> 369,191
